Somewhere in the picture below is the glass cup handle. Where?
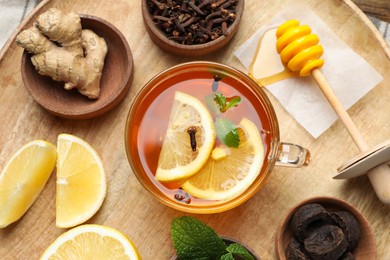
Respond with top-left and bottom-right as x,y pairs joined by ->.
275,142 -> 311,167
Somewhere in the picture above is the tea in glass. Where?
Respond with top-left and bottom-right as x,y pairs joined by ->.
125,62 -> 282,213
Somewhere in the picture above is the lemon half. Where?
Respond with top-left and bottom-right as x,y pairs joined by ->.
40,224 -> 141,259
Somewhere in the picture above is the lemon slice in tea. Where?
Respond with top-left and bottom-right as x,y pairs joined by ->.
155,91 -> 216,182
56,134 -> 106,228
181,117 -> 264,201
40,224 -> 141,259
0,140 -> 56,228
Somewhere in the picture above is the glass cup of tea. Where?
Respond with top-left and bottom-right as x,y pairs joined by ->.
125,61 -> 310,213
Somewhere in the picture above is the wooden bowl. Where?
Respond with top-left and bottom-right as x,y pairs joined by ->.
21,15 -> 133,120
142,0 -> 244,57
276,197 -> 376,260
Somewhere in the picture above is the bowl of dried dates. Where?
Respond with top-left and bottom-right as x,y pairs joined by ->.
276,197 -> 376,260
142,0 -> 244,57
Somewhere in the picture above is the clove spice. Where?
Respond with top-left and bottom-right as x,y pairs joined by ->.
187,126 -> 197,151
174,188 -> 191,204
146,0 -> 239,45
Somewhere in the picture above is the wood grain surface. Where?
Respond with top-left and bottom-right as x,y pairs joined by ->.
352,0 -> 390,22
1,0 -> 390,259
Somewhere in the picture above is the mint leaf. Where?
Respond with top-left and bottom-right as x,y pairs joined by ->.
224,96 -> 241,111
221,253 -> 235,260
171,216 -> 227,260
226,243 -> 254,260
214,93 -> 227,111
213,93 -> 241,112
215,118 -> 240,148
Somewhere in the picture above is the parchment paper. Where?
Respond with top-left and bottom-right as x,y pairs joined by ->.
234,2 -> 383,138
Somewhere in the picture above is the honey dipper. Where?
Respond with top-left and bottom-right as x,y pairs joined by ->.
276,20 -> 390,205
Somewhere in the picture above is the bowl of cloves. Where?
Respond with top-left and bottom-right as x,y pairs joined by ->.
142,0 -> 244,57
276,197 -> 376,260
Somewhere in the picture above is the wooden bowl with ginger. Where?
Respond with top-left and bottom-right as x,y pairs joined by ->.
19,9 -> 133,119
142,0 -> 244,57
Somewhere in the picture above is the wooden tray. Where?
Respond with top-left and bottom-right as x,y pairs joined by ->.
1,0 -> 389,259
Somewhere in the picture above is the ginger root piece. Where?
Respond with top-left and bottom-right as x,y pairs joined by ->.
16,8 -> 108,99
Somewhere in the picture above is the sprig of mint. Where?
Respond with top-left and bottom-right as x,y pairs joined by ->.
222,244 -> 255,260
171,216 -> 254,260
214,93 -> 241,113
215,117 -> 240,148
171,216 -> 227,259
205,93 -> 241,148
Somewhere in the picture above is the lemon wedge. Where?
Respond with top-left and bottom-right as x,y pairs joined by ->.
0,140 -> 56,228
182,117 -> 264,201
56,134 -> 106,228
40,224 -> 141,259
155,91 -> 216,182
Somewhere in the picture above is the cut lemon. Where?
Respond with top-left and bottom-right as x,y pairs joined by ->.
0,140 -> 56,228
40,224 -> 141,259
155,91 -> 216,182
181,117 -> 264,201
56,134 -> 106,228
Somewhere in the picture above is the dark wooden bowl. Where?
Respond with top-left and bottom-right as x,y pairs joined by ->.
276,197 -> 376,260
142,0 -> 244,57
21,15 -> 133,120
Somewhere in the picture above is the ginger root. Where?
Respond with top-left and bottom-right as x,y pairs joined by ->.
16,8 -> 108,99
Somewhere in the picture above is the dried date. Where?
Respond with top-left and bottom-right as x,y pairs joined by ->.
291,203 -> 333,241
285,236 -> 310,260
304,224 -> 348,260
286,203 -> 361,260
331,211 -> 361,250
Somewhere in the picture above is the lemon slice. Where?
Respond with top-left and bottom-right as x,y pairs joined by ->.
0,140 -> 56,228
155,91 -> 216,182
40,224 -> 141,259
56,134 -> 106,228
181,117 -> 264,201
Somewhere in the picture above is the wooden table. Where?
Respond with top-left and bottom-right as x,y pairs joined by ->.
1,0 -> 389,259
